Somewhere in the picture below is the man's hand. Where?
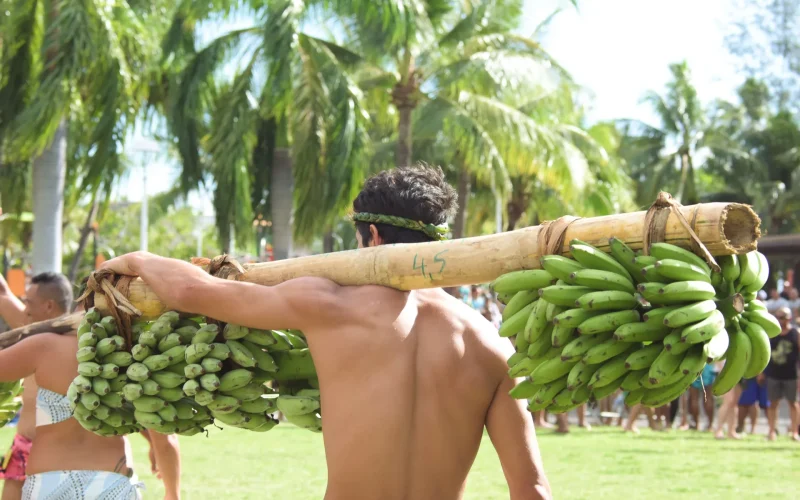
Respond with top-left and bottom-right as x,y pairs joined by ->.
0,273 -> 11,296
101,252 -> 144,277
148,445 -> 161,479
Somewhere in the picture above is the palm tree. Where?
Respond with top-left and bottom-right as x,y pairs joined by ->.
619,61 -> 753,207
162,1 -> 369,258
0,0 -> 165,273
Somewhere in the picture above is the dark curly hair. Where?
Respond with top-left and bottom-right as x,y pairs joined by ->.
353,163 -> 458,245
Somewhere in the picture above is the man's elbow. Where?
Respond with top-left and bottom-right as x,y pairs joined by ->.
151,431 -> 181,452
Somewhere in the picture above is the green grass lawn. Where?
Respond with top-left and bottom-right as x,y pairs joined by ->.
1,424 -> 797,499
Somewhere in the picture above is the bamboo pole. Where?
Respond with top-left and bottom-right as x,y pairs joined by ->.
0,201 -> 760,347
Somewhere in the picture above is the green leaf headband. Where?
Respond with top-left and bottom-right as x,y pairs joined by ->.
351,212 -> 450,241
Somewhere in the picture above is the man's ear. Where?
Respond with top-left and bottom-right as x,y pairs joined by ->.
369,224 -> 383,246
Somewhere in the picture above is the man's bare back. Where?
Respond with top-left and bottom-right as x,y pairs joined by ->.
305,286 -> 549,500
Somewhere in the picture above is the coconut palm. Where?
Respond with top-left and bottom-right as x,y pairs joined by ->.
0,0 -> 165,273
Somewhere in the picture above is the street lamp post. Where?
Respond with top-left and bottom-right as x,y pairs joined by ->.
127,137 -> 160,253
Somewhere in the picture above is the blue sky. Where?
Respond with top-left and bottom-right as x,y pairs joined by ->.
122,0 -> 742,214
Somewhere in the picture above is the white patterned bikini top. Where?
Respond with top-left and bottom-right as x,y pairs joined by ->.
36,388 -> 73,427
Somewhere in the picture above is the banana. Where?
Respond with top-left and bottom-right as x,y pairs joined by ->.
532,377 -> 568,405
663,300 -> 717,329
744,252 -> 769,293
680,345 -> 706,376
239,413 -> 276,432
571,385 -> 592,405
95,338 -> 117,358
742,310 -> 782,338
149,321 -> 172,340
663,330 -> 692,355
91,324 -> 109,341
99,316 -> 118,335
570,269 -> 635,294
620,369 -> 647,391
192,324 -> 220,344
158,404 -> 178,423
583,339 -> 636,365
740,321 -> 770,379
194,390 -> 216,406
242,340 -> 278,372
546,303 -> 566,323
530,358 -> 579,385
143,354 -> 172,372
223,383 -> 267,402
134,410 -> 164,429
588,352 -> 630,389
490,270 -> 557,294
185,343 -> 212,364
200,358 -> 223,373
632,255 -> 658,276
625,344 -> 663,370
277,395 -> 320,416
109,375 -> 128,392
718,255 -> 740,284
73,375 -> 93,394
503,290 -> 540,322
99,364 -> 120,379
157,334 -> 182,354
553,308 -> 601,329
577,310 -> 640,335
161,346 -> 188,366
641,265 -> 667,283
131,344 -> 152,362
540,286 -> 593,307
151,372 -> 186,389
80,392 -> 101,410
656,281 -> 717,304
213,410 -> 251,426
92,404 -> 112,421
641,369 -> 684,389
681,310 -> 725,344
540,255 -> 585,284
575,291 -> 637,311
227,340 -> 257,368
141,379 -> 161,396
158,387 -> 185,402
498,302 -> 536,338
613,322 -> 671,342
591,374 -> 625,400
650,243 -> 711,274
240,396 -> 277,414
183,380 -> 200,397
132,396 -> 168,412
219,369 -> 255,392
655,259 -> 711,283
138,331 -> 159,349
273,349 -> 317,381
566,362 -> 601,390
509,379 -> 541,399
78,332 -> 98,348
174,401 -> 196,420
735,251 -> 759,291
92,378 -> 111,396
284,412 -> 322,432
496,293 -> 512,305
624,388 -> 645,406
102,352 -> 133,368
550,324 -> 576,348
199,374 -> 221,392
552,387 -> 575,408
703,328 -> 729,362
244,329 -> 279,347
648,349 -> 686,385
746,299 -> 767,312
267,331 -> 293,351
509,357 -> 539,378
641,371 -> 696,407
507,352 -> 527,368
515,330 -> 531,353
608,237 -> 644,281
560,332 -> 614,362
205,343 -> 231,360
125,363 -> 149,383
523,300 -> 548,343
76,346 -> 97,363
77,320 -> 93,337
570,240 -> 632,280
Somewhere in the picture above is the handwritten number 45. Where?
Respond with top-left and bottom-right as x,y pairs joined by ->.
412,250 -> 448,280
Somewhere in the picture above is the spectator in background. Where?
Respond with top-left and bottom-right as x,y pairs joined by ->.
764,307 -> 799,441
766,288 -> 789,313
737,377 -> 769,435
686,364 -> 716,431
786,287 -> 800,319
758,290 -> 768,302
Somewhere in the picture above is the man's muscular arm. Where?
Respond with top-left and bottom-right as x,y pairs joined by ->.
485,343 -> 551,500
0,273 -> 27,328
102,252 -> 345,331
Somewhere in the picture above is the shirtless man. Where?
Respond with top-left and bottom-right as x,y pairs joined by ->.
103,165 -> 551,499
0,272 -> 183,499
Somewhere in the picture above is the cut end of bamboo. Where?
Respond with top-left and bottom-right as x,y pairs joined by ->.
720,203 -> 761,254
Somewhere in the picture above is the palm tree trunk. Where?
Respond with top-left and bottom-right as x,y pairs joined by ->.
392,59 -> 418,169
31,120 -> 67,274
452,166 -> 470,239
67,196 -> 99,282
271,148 -> 293,260
396,105 -> 413,168
323,231 -> 334,253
